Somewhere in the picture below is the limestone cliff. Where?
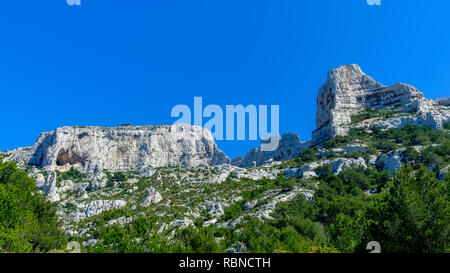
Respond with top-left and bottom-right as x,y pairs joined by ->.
4,124 -> 230,173
312,64 -> 449,144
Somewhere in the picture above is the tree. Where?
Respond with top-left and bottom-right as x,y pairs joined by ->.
0,161 -> 67,252
367,165 -> 449,253
316,164 -> 332,178
329,211 -> 368,253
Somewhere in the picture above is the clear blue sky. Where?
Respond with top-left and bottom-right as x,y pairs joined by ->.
1,0 -> 449,158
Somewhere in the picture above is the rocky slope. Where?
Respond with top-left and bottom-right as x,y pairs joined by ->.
1,64 -> 448,251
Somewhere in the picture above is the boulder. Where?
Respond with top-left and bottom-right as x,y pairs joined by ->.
169,218 -> 194,229
376,150 -> 404,173
141,187 -> 163,207
208,204 -> 224,218
84,200 -> 127,218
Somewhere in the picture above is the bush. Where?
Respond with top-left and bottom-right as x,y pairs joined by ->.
112,172 -> 126,182
444,122 -> 450,130
58,167 -> 86,182
374,140 -> 398,153
223,203 -> 244,221
297,148 -> 317,163
323,136 -> 353,149
315,164 -> 332,177
350,109 -> 380,124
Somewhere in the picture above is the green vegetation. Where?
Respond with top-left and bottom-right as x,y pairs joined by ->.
350,109 -> 382,124
83,124 -> 448,253
350,107 -> 415,124
1,124 -> 448,253
443,122 -> 450,130
0,161 -> 67,253
56,167 -> 86,182
234,165 -> 448,253
83,162 -> 447,254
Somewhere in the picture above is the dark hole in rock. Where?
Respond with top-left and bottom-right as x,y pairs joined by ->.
56,148 -> 86,166
78,132 -> 90,139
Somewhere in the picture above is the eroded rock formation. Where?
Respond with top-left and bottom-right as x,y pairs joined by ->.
5,124 -> 230,173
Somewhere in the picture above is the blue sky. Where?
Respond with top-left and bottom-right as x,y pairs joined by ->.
0,0 -> 449,158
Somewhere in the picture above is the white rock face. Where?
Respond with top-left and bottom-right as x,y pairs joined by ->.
233,167 -> 280,180
370,101 -> 450,131
344,144 -> 368,154
6,124 -> 230,173
141,187 -> 163,207
106,216 -> 133,227
376,150 -> 404,174
90,172 -> 108,190
84,200 -> 127,218
203,218 -> 218,227
438,165 -> 449,180
283,157 -> 367,178
243,200 -> 258,211
330,158 -> 367,174
208,204 -> 224,218
239,133 -> 310,167
312,64 -> 449,145
169,218 -> 194,229
31,171 -> 60,202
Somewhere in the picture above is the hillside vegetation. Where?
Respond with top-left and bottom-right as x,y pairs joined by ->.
1,124 -> 449,253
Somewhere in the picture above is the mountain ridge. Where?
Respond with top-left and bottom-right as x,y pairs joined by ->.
2,64 -> 449,171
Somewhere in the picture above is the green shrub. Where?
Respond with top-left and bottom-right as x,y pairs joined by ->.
350,109 -> 380,124
315,164 -> 332,177
112,172 -> 126,182
323,136 -> 353,149
58,167 -> 86,182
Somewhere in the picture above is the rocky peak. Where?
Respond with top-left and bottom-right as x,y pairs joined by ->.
312,64 -> 436,144
238,64 -> 449,166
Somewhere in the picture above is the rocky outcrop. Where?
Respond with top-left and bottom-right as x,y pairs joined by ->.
375,149 -> 404,174
283,157 -> 367,178
239,133 -> 310,167
84,200 -> 127,218
169,218 -> 194,229
312,64 -> 426,145
370,98 -> 450,130
208,204 -> 224,218
5,124 -> 230,173
233,167 -> 280,180
243,200 -> 258,211
141,187 -> 163,207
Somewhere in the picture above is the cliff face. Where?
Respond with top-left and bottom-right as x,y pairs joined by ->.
312,64 -> 426,145
5,124 -> 230,173
239,133 -> 310,167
